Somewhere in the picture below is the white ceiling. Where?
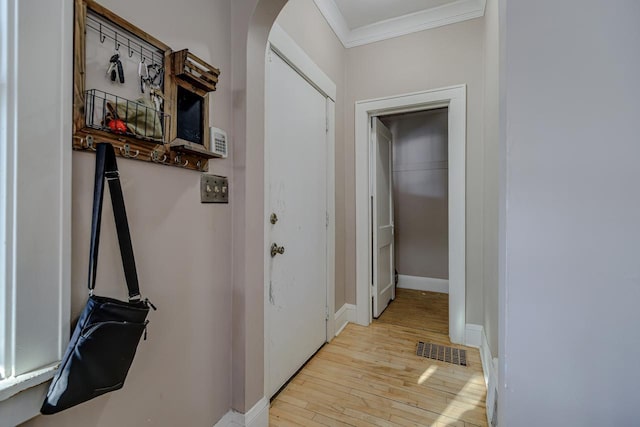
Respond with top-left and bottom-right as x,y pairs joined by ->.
333,0 -> 460,30
313,0 -> 486,48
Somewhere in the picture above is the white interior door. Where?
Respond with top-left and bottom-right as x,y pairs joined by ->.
266,50 -> 328,397
372,118 -> 395,318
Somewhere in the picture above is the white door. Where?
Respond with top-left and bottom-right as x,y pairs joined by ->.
372,118 -> 395,318
266,50 -> 328,397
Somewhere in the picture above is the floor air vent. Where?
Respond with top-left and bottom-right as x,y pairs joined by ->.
416,342 -> 467,366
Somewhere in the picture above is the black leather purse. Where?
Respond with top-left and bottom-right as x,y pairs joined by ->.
41,143 -> 155,415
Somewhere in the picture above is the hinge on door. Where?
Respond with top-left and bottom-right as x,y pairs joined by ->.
325,306 -> 330,321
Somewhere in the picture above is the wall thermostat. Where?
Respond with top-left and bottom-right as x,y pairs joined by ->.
210,127 -> 228,158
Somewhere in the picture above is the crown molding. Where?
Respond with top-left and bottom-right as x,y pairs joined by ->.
313,0 -> 486,48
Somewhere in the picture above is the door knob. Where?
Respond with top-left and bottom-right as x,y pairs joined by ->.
271,243 -> 285,257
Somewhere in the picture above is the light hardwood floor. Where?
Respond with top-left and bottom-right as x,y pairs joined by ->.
269,289 -> 488,426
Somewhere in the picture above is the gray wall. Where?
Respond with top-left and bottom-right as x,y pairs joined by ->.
483,0 -> 500,359
500,0 -> 640,425
382,110 -> 449,280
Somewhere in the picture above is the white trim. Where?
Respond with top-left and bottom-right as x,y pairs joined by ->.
268,24 -> 336,101
397,275 -> 449,294
245,397 -> 269,427
464,323 -> 483,348
0,363 -> 57,401
313,0 -> 486,48
465,324 -> 498,427
325,100 -> 336,339
0,381 -> 49,426
264,30 -> 337,397
213,397 -> 270,427
334,303 -> 356,337
355,85 -> 467,345
311,0 -> 351,47
213,411 -> 243,427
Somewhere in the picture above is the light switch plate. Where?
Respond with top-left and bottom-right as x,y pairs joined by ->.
201,174 -> 229,203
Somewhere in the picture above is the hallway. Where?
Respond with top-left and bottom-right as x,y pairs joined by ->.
269,289 -> 487,426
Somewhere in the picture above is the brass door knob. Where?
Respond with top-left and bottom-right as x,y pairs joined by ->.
271,243 -> 285,257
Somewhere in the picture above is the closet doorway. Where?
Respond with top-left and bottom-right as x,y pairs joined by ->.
374,109 -> 450,333
355,86 -> 466,344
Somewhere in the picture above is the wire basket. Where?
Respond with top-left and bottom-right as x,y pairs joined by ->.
85,89 -> 170,143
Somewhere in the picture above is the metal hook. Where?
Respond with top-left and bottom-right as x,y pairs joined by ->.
114,33 -> 120,51
128,39 -> 134,58
85,135 -> 96,151
151,151 -> 166,163
120,144 -> 139,159
174,155 -> 189,167
140,46 -> 145,63
99,23 -> 106,43
151,52 -> 155,67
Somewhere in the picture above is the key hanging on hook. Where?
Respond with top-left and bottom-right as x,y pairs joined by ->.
107,54 -> 118,82
138,57 -> 148,93
107,52 -> 124,84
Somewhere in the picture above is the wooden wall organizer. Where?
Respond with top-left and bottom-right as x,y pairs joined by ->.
73,0 -> 220,172
172,49 -> 220,94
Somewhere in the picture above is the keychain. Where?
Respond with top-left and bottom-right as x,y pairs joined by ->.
150,87 -> 164,112
147,64 -> 165,111
106,52 -> 125,84
138,58 -> 148,93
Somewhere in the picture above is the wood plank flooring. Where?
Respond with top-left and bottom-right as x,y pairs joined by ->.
269,289 -> 487,426
376,289 -> 449,335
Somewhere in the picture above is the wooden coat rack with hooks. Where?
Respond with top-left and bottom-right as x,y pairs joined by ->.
73,0 -> 220,172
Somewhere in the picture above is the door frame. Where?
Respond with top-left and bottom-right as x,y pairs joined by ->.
355,85 -> 467,344
264,23 -> 336,397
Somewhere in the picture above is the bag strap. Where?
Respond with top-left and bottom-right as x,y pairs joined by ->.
88,143 -> 141,301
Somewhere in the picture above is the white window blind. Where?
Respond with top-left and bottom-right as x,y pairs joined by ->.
0,0 -> 71,401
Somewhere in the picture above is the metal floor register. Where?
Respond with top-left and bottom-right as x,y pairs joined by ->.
416,342 -> 467,366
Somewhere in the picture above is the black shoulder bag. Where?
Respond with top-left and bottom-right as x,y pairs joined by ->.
41,143 -> 155,415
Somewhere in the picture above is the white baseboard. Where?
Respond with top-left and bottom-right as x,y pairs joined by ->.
213,397 -> 269,427
464,324 -> 483,348
397,275 -> 449,293
334,303 -> 357,336
465,324 -> 498,427
213,411 -> 243,427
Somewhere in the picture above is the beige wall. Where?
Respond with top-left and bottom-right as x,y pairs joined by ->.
382,110 -> 449,280
275,0 -> 348,310
15,1 -> 501,423
22,0 -> 234,425
345,19 -> 486,324
230,0 -> 287,413
275,3 -> 494,326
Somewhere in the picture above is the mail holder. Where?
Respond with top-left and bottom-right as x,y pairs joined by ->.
169,49 -> 221,158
